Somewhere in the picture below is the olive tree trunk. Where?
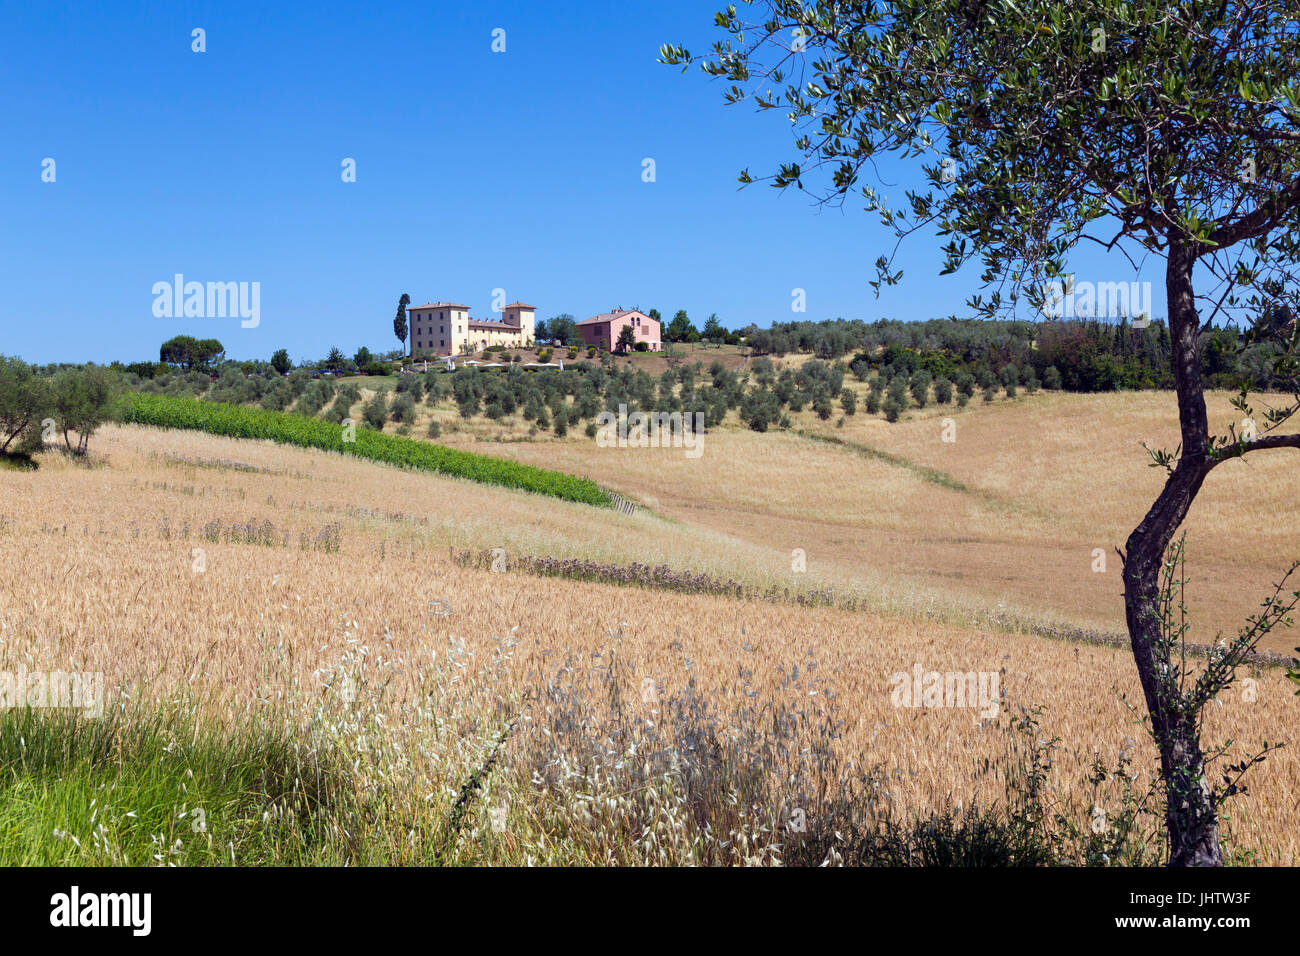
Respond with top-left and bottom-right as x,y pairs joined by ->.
1120,242 -> 1222,866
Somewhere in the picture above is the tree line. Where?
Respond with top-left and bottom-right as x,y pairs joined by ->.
747,316 -> 1298,394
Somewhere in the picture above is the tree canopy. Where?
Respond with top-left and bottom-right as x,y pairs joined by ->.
160,335 -> 225,370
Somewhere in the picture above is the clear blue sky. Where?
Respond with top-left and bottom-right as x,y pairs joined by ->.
1,0 -> 1157,365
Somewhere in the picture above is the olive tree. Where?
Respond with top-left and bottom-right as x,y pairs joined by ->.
52,365 -> 116,455
664,0 -> 1300,865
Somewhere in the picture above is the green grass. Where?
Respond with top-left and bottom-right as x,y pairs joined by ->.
120,392 -> 614,507
0,707 -> 353,865
0,451 -> 38,472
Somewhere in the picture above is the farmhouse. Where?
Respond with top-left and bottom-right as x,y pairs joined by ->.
577,308 -> 662,352
407,301 -> 537,358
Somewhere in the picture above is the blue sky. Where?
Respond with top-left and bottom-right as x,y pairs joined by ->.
1,0 -> 1159,365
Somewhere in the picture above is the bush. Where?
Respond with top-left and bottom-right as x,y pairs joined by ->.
362,394 -> 388,429
390,393 -> 417,424
909,370 -> 932,408
123,361 -> 168,380
634,342 -> 649,352
883,397 -> 903,422
1043,365 -> 1063,390
394,375 -> 423,398
933,377 -> 954,404
865,390 -> 882,415
840,388 -> 857,415
426,420 -> 442,439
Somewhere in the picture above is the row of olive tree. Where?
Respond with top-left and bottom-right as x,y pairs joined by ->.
0,357 -> 117,457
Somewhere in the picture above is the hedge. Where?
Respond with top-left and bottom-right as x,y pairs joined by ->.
120,393 -> 614,507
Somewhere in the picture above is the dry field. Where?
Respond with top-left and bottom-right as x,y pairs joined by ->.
0,415 -> 1298,863
436,388 -> 1300,653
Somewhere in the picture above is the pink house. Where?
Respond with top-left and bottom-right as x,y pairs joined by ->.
577,308 -> 662,352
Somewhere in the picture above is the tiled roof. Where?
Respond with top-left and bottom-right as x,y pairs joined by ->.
409,302 -> 469,311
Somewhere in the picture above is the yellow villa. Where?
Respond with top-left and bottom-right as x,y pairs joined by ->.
408,301 -> 537,357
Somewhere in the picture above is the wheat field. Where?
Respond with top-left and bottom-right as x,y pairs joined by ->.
435,388 -> 1300,653
1,409 -> 1298,864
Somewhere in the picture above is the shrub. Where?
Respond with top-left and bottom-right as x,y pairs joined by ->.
390,393 -> 417,424
426,420 -> 442,439
933,378 -> 954,404
123,361 -> 168,379
909,370 -> 932,408
883,397 -> 903,422
394,375 -> 422,398
362,394 -> 388,429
